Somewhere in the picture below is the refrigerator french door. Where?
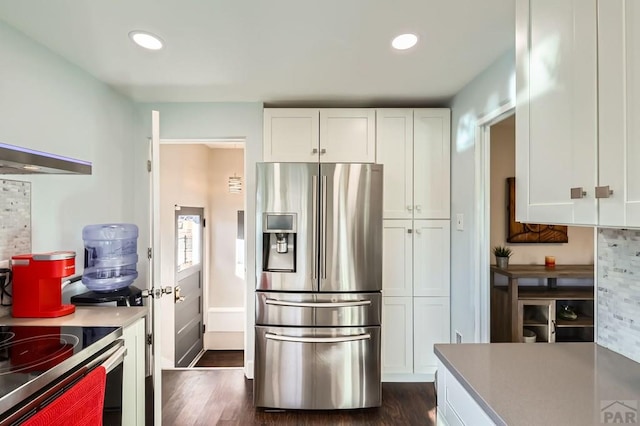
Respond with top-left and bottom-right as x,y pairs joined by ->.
255,163 -> 383,410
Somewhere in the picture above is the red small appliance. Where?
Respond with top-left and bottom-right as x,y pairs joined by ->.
11,251 -> 76,318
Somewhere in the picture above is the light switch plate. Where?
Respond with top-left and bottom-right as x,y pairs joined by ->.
456,214 -> 464,231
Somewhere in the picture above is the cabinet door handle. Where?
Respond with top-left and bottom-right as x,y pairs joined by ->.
595,186 -> 613,199
320,148 -> 326,154
415,229 -> 421,235
407,229 -> 413,234
570,187 -> 587,199
407,205 -> 413,212
312,148 -> 318,154
415,205 -> 422,212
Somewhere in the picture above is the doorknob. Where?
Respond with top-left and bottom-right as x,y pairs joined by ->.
174,286 -> 185,303
141,286 -> 173,299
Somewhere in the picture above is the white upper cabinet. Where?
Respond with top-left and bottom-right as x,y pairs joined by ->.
376,109 -> 414,219
413,109 -> 451,219
376,108 -> 451,220
515,0 -> 598,226
263,109 -> 319,162
598,0 -> 640,227
263,108 -> 375,163
319,109 -> 376,163
517,0 -> 640,228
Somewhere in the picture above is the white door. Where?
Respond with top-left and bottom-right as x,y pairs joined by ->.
413,297 -> 450,375
382,220 -> 413,297
149,110 -> 174,425
381,296 -> 413,375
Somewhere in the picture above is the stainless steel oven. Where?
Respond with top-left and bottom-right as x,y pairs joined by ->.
0,326 -> 124,425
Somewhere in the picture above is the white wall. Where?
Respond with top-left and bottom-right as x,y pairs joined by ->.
159,144 -> 211,365
208,148 -> 245,308
449,48 -> 515,343
489,117 -> 594,265
0,20 -> 136,314
133,103 -> 262,377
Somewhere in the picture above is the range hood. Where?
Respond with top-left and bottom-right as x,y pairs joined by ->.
0,142 -> 92,175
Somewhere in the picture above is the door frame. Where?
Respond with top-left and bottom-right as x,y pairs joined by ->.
473,101 -> 515,343
157,137 -> 247,367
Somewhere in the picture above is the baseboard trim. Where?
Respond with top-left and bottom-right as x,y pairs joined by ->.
382,373 -> 435,382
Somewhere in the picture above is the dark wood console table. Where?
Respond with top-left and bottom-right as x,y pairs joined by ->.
490,264 -> 594,342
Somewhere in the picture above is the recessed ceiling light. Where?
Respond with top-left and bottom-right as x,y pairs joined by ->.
392,33 -> 418,50
128,31 -> 164,50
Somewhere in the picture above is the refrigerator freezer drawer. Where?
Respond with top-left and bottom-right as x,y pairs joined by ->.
254,326 -> 381,410
256,292 -> 381,327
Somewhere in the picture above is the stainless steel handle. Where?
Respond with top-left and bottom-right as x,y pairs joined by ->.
570,187 -> 587,199
320,148 -> 326,154
415,205 -> 422,212
407,229 -> 413,234
415,229 -> 421,235
312,175 -> 318,280
312,148 -> 318,154
407,205 -> 413,212
265,333 -> 371,344
321,175 -> 328,280
552,320 -> 556,335
101,346 -> 127,373
265,298 -> 372,308
174,285 -> 185,303
595,186 -> 613,199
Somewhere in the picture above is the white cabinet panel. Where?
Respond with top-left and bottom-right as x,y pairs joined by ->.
413,220 -> 450,297
382,220 -> 413,297
376,109 -> 413,219
414,109 -> 450,219
263,109 -> 319,162
516,0 -> 598,225
598,0 -> 640,227
382,297 -> 413,374
414,297 -> 450,374
122,317 -> 146,426
319,109 -> 375,163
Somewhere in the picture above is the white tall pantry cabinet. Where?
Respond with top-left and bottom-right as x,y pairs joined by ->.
377,108 -> 451,381
516,0 -> 640,228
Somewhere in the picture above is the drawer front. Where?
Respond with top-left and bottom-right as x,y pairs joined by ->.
255,292 -> 381,327
254,326 -> 381,409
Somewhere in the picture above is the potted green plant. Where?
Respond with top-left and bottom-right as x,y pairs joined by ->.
493,246 -> 513,269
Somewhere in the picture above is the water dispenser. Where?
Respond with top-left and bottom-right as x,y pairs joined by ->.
262,213 -> 296,272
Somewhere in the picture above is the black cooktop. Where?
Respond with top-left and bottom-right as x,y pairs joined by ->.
0,325 -> 120,415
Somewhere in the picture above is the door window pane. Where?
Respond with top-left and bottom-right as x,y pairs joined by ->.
177,214 -> 201,272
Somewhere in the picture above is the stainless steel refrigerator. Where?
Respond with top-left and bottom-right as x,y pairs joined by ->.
254,162 -> 383,410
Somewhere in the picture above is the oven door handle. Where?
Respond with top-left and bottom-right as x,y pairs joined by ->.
265,298 -> 371,308
100,346 -> 127,373
265,333 -> 370,343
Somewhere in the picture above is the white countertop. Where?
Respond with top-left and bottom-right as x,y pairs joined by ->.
435,343 -> 640,426
0,306 -> 148,328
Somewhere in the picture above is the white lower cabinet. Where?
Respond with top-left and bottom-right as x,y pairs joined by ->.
382,297 -> 450,381
437,360 -> 495,426
122,317 -> 146,426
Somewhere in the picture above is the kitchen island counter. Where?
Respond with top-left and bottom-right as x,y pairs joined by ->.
0,306 -> 147,328
435,343 -> 640,425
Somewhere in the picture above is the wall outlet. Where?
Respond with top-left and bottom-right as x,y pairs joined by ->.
455,331 -> 462,344
456,214 -> 464,231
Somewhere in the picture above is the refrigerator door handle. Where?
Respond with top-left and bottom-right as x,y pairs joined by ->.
265,333 -> 371,344
312,175 -> 318,280
265,298 -> 372,308
321,174 -> 328,280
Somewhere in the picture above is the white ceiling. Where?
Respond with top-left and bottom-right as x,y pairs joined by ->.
0,0 -> 515,104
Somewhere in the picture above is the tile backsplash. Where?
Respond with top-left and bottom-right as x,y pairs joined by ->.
597,228 -> 640,363
0,179 -> 31,317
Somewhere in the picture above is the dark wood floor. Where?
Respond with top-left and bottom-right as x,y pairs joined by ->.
194,350 -> 244,368
162,369 -> 436,425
